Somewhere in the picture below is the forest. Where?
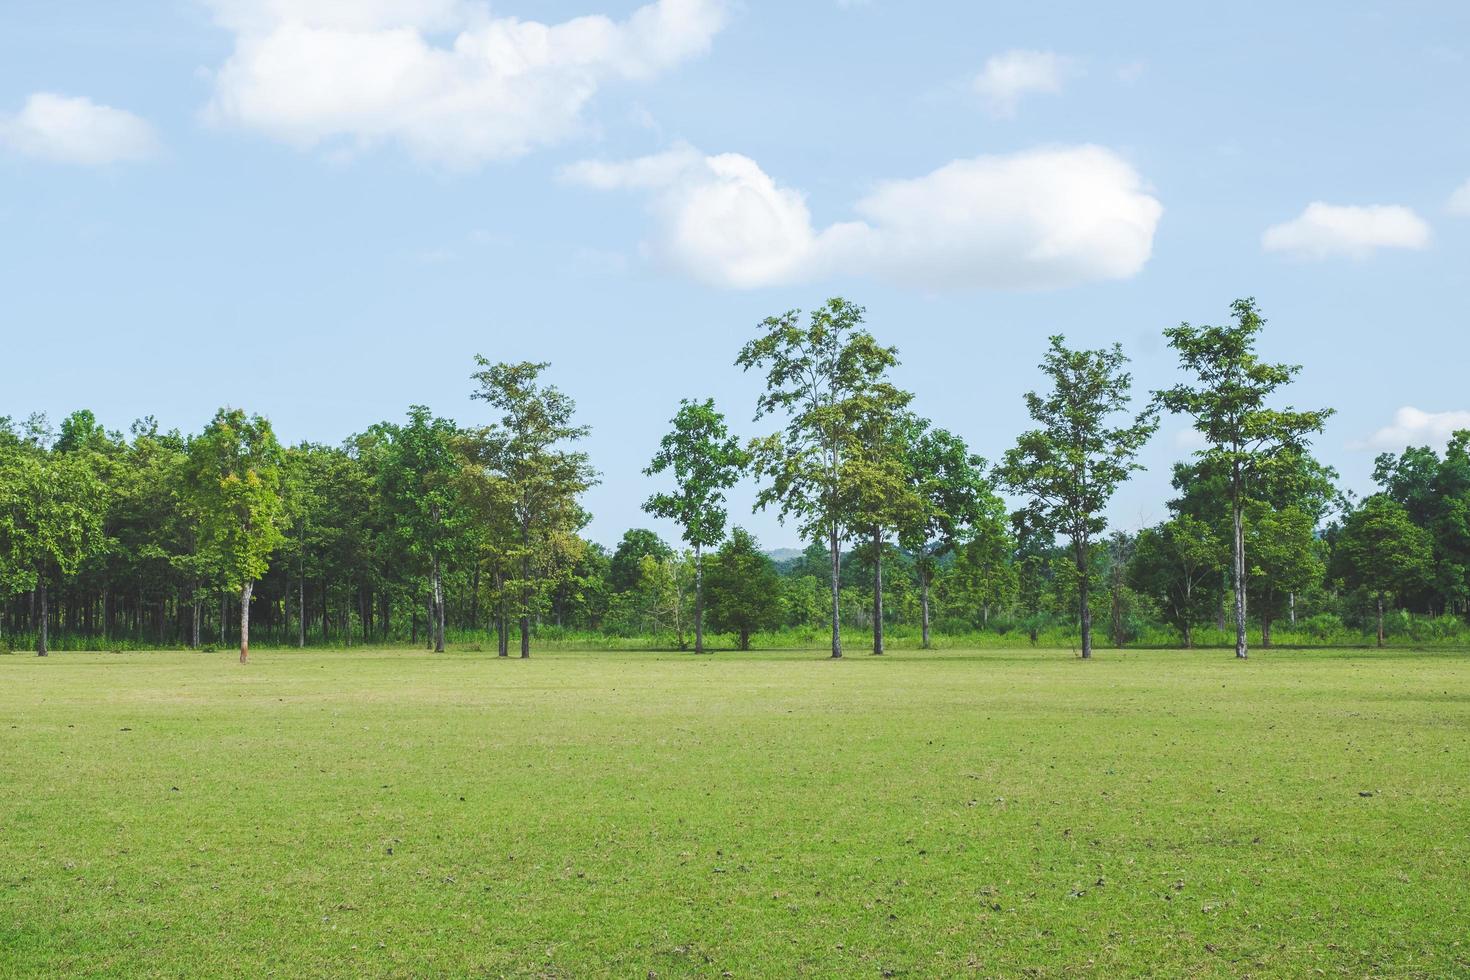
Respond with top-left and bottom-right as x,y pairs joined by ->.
2,297 -> 1465,660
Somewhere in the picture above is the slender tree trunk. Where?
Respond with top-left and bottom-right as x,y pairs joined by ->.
920,565 -> 932,650
871,527 -> 884,655
239,580 -> 253,664
495,569 -> 508,657
1183,577 -> 1193,649
828,520 -> 843,659
298,561 -> 305,648
1232,466 -> 1248,659
432,554 -> 445,653
1377,592 -> 1385,648
520,519 -> 532,658
1262,610 -> 1273,648
192,593 -> 201,650
1111,571 -> 1124,648
693,542 -> 705,654
1289,590 -> 1296,626
1077,535 -> 1092,659
36,579 -> 48,657
470,565 -> 480,632
220,591 -> 227,647
739,627 -> 750,651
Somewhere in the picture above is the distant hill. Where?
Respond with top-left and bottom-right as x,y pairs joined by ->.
764,547 -> 805,564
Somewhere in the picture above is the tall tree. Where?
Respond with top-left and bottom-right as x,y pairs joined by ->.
897,424 -> 997,648
997,336 -> 1158,659
470,359 -> 597,658
643,399 -> 747,654
379,407 -> 463,653
186,409 -> 285,664
848,410 -> 922,655
1332,494 -> 1434,647
737,297 -> 909,659
1156,298 -> 1334,659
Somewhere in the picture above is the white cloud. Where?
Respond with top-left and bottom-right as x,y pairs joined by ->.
972,50 -> 1078,118
562,143 -> 1163,290
201,0 -> 727,168
1261,202 -> 1431,259
1449,179 -> 1470,216
1352,407 -> 1470,452
0,93 -> 157,165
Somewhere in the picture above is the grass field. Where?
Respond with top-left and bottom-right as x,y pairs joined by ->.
1,646 -> 1467,978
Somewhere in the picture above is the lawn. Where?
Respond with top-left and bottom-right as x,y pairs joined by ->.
1,646 -> 1466,978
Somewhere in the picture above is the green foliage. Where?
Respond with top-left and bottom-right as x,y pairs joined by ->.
737,297 -> 912,657
643,398 -> 747,553
1156,298 -> 1334,657
185,409 -> 285,593
608,528 -> 672,593
1333,494 -> 1435,644
704,528 -> 783,649
997,336 -> 1158,657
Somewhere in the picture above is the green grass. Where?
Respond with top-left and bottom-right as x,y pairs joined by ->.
1,646 -> 1467,978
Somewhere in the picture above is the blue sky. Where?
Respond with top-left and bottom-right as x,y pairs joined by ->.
2,0 -> 1468,550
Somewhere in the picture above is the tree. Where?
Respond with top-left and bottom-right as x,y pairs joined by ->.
378,407 -> 463,653
997,336 -> 1158,659
643,399 -> 747,654
705,528 -> 782,650
469,359 -> 597,657
897,424 -> 998,648
0,448 -> 107,655
608,529 -> 673,593
1245,503 -> 1323,647
1130,516 -> 1223,648
737,298 -> 910,659
186,409 -> 285,664
848,410 -> 922,655
1373,432 -> 1470,617
1156,299 -> 1334,658
1333,495 -> 1434,647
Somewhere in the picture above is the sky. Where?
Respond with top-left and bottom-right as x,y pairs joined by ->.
2,0 -> 1468,551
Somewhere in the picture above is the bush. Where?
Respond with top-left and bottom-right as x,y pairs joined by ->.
1298,613 -> 1345,641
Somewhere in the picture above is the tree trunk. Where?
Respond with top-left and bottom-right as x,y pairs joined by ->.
1232,467 -> 1248,659
298,562 -> 305,648
1111,570 -> 1124,648
1377,592 -> 1385,648
239,580 -> 253,664
520,519 -> 532,658
693,542 -> 705,654
871,527 -> 884,655
496,569 -> 508,657
36,579 -> 48,657
1218,572 -> 1227,631
432,554 -> 445,653
1262,610 -> 1272,648
1183,577 -> 1193,649
920,566 -> 932,650
1077,536 -> 1092,659
828,520 -> 843,659
1289,590 -> 1296,626
739,627 -> 750,651
192,595 -> 201,650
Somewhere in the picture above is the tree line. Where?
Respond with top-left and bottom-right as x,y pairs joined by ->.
1,298 -> 1461,660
